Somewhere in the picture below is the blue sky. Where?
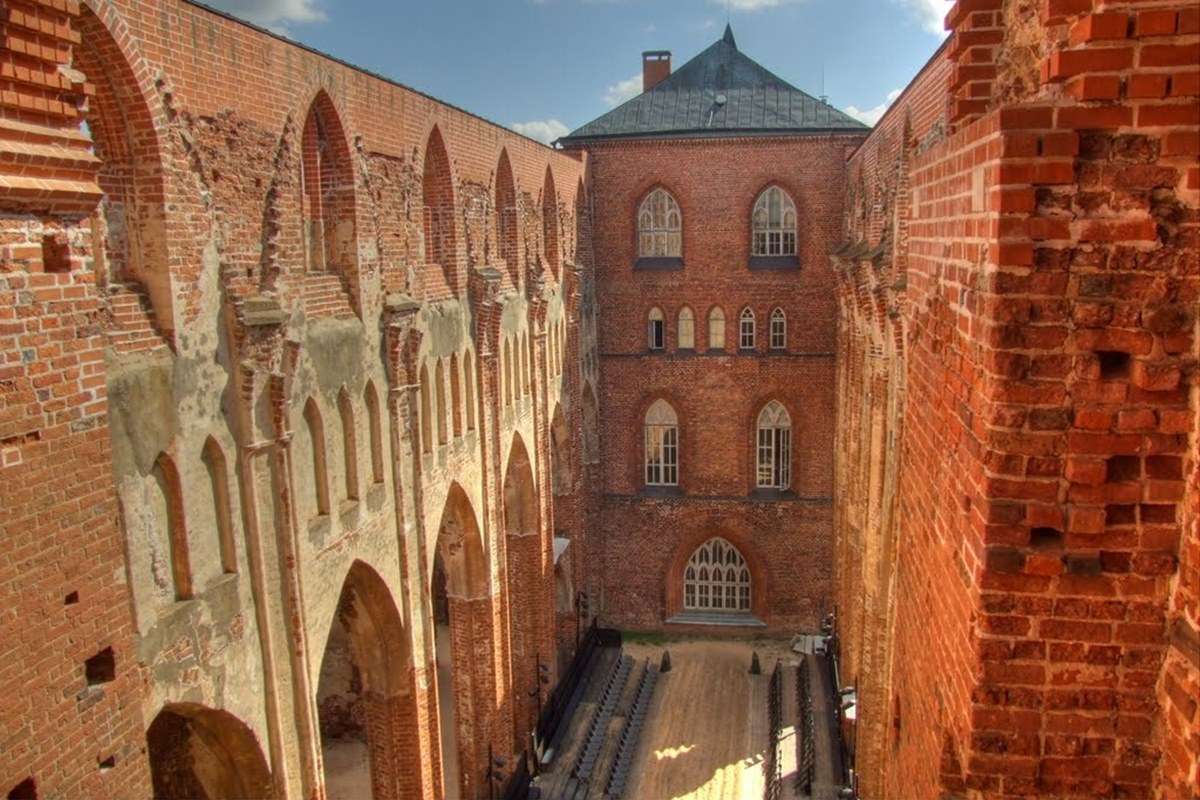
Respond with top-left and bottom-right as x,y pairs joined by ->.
201,0 -> 952,143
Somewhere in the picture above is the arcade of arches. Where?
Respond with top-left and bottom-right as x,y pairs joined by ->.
0,1 -> 1197,800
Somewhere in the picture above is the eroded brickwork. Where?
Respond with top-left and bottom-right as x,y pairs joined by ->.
1,0 -> 593,797
835,1 -> 1199,797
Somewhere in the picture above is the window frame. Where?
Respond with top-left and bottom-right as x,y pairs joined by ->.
647,307 -> 665,351
769,307 -> 787,350
751,185 -> 798,258
683,537 -> 751,613
644,399 -> 678,487
708,306 -> 726,351
637,188 -> 683,260
739,307 -> 756,351
756,400 -> 792,490
678,306 -> 695,350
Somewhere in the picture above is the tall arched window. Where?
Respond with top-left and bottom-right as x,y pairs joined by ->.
684,538 -> 751,612
495,149 -> 519,284
423,127 -> 457,282
337,387 -> 359,500
648,307 -> 665,351
708,307 -> 725,351
463,352 -> 476,431
678,307 -> 695,350
543,168 -> 560,275
434,361 -> 448,445
364,381 -> 384,484
770,307 -> 787,350
751,186 -> 797,257
449,354 -> 463,437
201,437 -> 237,575
154,453 -> 192,600
419,366 -> 433,454
757,401 -> 792,490
644,399 -> 678,486
739,307 -> 756,350
503,339 -> 514,407
303,399 -> 331,514
301,93 -> 355,274
638,188 -> 682,258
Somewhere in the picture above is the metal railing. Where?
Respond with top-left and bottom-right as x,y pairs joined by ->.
797,658 -> 816,796
765,660 -> 784,800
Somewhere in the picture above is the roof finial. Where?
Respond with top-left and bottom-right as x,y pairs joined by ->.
722,21 -> 737,49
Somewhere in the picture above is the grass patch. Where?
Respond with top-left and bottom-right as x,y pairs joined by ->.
621,630 -> 669,647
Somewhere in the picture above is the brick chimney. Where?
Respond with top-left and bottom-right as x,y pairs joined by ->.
642,51 -> 671,92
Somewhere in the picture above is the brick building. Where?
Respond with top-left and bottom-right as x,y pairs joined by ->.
560,25 -> 868,634
0,0 -> 1196,799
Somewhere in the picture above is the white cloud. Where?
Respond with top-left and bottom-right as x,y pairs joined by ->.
897,0 -> 953,35
603,73 -> 643,107
845,88 -> 903,127
203,0 -> 325,28
512,119 -> 570,145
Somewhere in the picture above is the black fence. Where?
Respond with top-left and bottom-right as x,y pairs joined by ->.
797,658 -> 816,796
764,660 -> 784,800
534,620 -> 621,763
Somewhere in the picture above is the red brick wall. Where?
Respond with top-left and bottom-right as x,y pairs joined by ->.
574,134 -> 866,632
837,0 -> 1199,797
0,0 -> 151,797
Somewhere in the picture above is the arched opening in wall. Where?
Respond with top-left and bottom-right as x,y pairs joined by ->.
74,7 -> 174,339
462,352 -> 476,432
503,339 -> 513,408
363,381 -> 384,485
449,354 -> 462,438
520,332 -> 530,398
542,168 -> 560,277
708,306 -> 726,351
581,383 -> 600,464
201,437 -> 237,575
432,484 -> 490,800
503,435 -> 541,748
316,561 -> 419,800
574,180 -> 588,267
301,93 -> 357,279
495,149 -> 519,285
435,360 -> 448,445
337,388 -> 359,501
146,703 -> 272,800
423,126 -> 458,293
153,454 -> 192,601
550,403 -> 570,497
419,365 -> 433,455
683,537 -> 751,614
303,399 -> 331,516
527,334 -> 536,393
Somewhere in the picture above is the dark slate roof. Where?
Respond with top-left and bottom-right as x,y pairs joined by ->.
559,24 -> 868,144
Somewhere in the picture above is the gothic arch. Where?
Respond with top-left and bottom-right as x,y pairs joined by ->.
76,5 -> 175,340
300,92 -> 357,282
423,125 -> 459,293
502,434 -> 541,745
152,453 -> 191,601
495,148 -> 519,285
316,560 -> 419,800
146,703 -> 272,800
542,166 -> 560,278
431,482 -> 491,800
665,527 -> 769,621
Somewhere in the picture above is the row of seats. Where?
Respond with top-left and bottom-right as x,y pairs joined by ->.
604,660 -> 659,799
571,654 -> 633,784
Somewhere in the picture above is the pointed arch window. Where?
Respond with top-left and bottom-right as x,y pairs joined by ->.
644,399 -> 678,486
756,401 -> 791,490
708,307 -> 725,351
684,538 -> 751,612
638,188 -> 681,258
739,307 -> 756,350
303,399 -> 331,514
648,307 -> 665,351
364,381 -> 384,484
751,186 -> 796,257
463,352 -> 477,432
419,366 -> 433,455
337,388 -> 359,500
678,307 -> 695,350
770,308 -> 786,350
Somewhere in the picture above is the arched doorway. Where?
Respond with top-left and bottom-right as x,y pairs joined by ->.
315,561 -> 419,800
683,538 -> 751,613
503,435 -> 540,749
432,484 -> 490,800
146,703 -> 272,799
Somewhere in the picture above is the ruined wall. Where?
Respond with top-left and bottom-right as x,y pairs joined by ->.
0,0 -> 594,798
578,134 -> 865,633
836,0 -> 1199,797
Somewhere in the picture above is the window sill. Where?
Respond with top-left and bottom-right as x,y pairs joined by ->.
640,485 -> 683,498
748,255 -> 800,270
634,256 -> 684,271
666,611 -> 766,627
749,488 -> 795,501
